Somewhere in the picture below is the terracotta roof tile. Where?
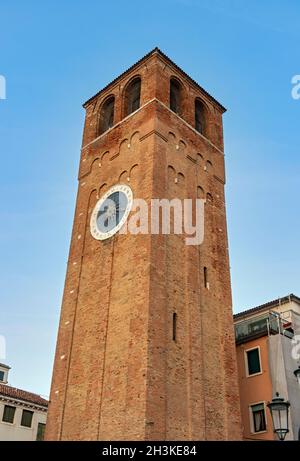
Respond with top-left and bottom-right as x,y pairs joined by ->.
0,384 -> 48,408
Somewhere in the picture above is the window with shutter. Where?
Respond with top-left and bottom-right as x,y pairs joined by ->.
2,405 -> 16,423
246,348 -> 261,375
21,409 -> 33,428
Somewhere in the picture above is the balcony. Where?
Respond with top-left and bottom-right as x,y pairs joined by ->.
235,311 -> 294,345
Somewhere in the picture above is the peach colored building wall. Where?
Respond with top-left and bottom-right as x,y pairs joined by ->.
236,336 -> 275,440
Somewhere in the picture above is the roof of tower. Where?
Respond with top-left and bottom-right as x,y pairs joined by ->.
83,47 -> 226,112
233,293 -> 300,321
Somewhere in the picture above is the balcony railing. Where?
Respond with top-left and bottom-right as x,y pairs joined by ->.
235,311 -> 294,345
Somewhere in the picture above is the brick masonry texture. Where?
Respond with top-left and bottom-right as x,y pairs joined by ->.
45,50 -> 242,441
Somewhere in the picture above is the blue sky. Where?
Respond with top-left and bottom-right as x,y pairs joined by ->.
0,0 -> 299,397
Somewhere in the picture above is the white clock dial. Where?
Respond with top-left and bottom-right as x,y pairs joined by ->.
90,184 -> 133,240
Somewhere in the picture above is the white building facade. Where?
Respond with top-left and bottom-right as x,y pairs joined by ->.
0,363 -> 48,441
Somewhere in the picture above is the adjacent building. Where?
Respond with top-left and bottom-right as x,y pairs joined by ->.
0,363 -> 48,441
234,294 -> 300,440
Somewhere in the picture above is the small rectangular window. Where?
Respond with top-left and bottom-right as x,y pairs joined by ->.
246,348 -> 261,375
21,409 -> 33,428
0,370 -> 4,382
173,313 -> 177,341
36,422 -> 46,441
250,403 -> 266,432
2,405 -> 16,424
204,267 -> 209,288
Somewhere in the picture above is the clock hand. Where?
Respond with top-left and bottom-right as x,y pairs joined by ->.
98,208 -> 108,216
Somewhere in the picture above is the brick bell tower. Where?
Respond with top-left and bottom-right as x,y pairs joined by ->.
45,48 -> 242,441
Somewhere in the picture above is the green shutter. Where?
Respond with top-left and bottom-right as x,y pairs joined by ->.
36,422 -> 46,441
247,348 -> 261,375
2,405 -> 16,423
21,409 -> 33,427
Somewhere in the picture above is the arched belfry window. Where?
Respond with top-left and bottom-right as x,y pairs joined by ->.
98,96 -> 115,135
195,99 -> 206,135
124,77 -> 141,117
170,78 -> 182,114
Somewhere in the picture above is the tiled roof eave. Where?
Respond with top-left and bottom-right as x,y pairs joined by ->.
0,384 -> 48,409
0,394 -> 48,410
0,363 -> 11,370
234,293 -> 300,320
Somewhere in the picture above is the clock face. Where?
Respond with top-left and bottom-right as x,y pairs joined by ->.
90,184 -> 133,240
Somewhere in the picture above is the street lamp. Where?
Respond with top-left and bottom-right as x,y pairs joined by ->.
267,392 -> 290,441
294,365 -> 300,386
293,365 -> 300,441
